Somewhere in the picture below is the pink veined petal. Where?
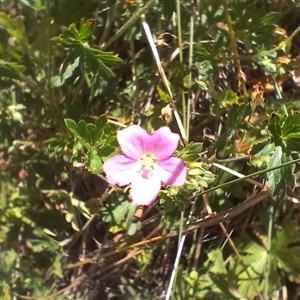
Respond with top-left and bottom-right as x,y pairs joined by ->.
149,127 -> 180,160
155,157 -> 187,186
103,155 -> 141,186
117,125 -> 150,159
130,171 -> 161,206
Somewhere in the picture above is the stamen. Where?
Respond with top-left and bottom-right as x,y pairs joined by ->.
141,154 -> 156,171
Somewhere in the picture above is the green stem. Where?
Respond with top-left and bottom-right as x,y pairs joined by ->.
102,0 -> 156,51
46,0 -> 52,104
264,204 -> 274,299
224,0 -> 248,99
176,0 -> 186,131
271,74 -> 288,116
257,25 -> 300,58
98,0 -> 119,46
195,156 -> 300,197
187,3 -> 195,142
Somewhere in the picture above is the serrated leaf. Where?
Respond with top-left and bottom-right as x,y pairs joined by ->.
160,193 -> 176,212
52,253 -> 64,279
179,142 -> 203,161
219,90 -> 239,107
269,114 -> 300,152
271,219 -> 300,278
207,249 -> 227,274
280,115 -> 300,151
85,147 -> 102,174
157,85 -> 169,102
230,240 -> 268,299
104,200 -> 132,225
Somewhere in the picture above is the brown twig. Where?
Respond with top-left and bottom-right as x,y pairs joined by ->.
66,189 -> 269,270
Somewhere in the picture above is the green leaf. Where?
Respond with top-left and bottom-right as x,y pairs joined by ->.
260,12 -> 279,26
95,115 -> 107,132
51,56 -> 80,87
280,115 -> 300,151
77,120 -> 89,142
160,192 -> 176,212
88,151 -> 102,174
160,0 -> 176,21
179,142 -> 203,161
53,21 -> 122,96
227,104 -> 251,130
157,85 -> 169,102
269,114 -> 300,152
265,146 -> 295,200
112,201 -> 131,225
0,12 -> 28,52
71,197 -> 90,219
86,123 -> 96,144
0,60 -> 26,78
229,239 -> 270,299
249,142 -> 275,168
219,90 -> 239,107
64,118 -> 78,135
212,130 -> 234,158
207,249 -> 227,275
127,221 -> 141,236
52,253 -> 64,279
1,249 -> 17,273
271,219 -> 300,279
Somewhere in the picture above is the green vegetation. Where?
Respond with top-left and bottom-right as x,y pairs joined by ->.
1,0 -> 300,299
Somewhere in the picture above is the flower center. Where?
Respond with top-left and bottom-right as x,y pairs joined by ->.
140,154 -> 156,171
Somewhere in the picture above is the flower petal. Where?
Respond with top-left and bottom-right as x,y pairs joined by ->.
103,155 -> 141,186
149,127 -> 179,160
117,125 -> 150,159
155,157 -> 187,186
130,171 -> 161,206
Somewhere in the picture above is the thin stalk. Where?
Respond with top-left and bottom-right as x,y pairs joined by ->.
129,41 -> 139,116
187,2 -> 195,142
175,0 -> 186,131
264,204 -> 274,299
165,2 -> 195,298
272,75 -> 288,116
257,25 -> 300,58
194,156 -> 300,198
46,0 -> 52,105
223,0 -> 248,99
165,204 -> 196,300
98,1 -> 119,46
65,190 -> 268,271
142,18 -> 187,143
102,0 -> 156,51
264,71 -> 285,298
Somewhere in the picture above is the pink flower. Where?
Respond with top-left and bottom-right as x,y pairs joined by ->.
103,125 -> 187,206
